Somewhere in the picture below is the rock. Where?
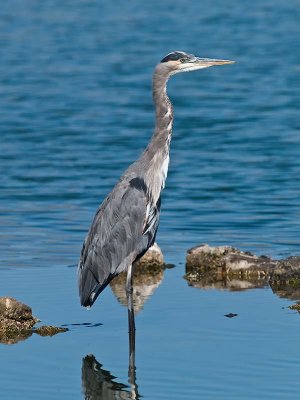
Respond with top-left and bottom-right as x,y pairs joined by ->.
134,243 -> 164,269
185,244 -> 276,284
0,297 -> 38,333
0,297 -> 68,344
185,244 -> 300,297
270,257 -> 300,282
186,244 -> 238,270
0,297 -> 39,344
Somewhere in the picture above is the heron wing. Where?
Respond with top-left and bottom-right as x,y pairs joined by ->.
78,176 -> 160,307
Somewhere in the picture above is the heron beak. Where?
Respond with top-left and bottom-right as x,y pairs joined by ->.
193,57 -> 235,67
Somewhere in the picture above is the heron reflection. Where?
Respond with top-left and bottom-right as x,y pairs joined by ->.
82,353 -> 140,400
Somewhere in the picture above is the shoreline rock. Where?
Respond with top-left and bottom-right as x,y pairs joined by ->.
0,297 -> 39,332
0,297 -> 68,344
185,244 -> 300,298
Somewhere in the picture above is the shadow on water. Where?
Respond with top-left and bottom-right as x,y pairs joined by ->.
61,322 -> 103,328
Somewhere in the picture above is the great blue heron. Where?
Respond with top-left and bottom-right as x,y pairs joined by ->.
78,51 -> 234,320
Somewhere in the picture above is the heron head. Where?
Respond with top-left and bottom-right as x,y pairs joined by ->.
159,51 -> 234,75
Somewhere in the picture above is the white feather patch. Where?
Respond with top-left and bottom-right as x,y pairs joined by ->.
146,203 -> 151,220
161,154 -> 169,188
144,204 -> 157,234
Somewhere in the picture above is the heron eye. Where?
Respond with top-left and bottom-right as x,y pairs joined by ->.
180,58 -> 186,63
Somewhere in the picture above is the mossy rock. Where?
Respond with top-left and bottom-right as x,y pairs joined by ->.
185,244 -> 275,278
0,297 -> 38,333
0,297 -> 68,344
134,243 -> 164,269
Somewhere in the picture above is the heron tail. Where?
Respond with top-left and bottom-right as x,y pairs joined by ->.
78,260 -> 115,308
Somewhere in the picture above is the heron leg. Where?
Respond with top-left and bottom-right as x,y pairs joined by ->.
126,264 -> 136,384
128,312 -> 136,396
126,264 -> 135,331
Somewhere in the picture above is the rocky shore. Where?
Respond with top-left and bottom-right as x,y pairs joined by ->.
185,244 -> 300,300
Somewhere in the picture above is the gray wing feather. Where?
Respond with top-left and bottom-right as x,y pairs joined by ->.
78,176 -> 160,307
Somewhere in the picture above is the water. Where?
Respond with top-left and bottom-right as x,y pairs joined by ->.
1,0 -> 300,398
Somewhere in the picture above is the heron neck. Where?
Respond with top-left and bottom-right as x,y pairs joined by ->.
138,70 -> 173,203
151,71 -> 173,151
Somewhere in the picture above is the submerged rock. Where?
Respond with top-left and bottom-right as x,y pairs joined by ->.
185,244 -> 300,297
34,325 -> 68,337
224,313 -> 238,318
0,297 -> 68,344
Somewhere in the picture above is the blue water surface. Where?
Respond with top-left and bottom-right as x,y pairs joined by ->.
1,0 -> 300,399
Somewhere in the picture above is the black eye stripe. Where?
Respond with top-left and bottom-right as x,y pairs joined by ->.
161,52 -> 188,63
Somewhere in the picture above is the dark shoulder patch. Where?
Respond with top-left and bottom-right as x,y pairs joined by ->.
161,51 -> 186,63
129,177 -> 147,193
